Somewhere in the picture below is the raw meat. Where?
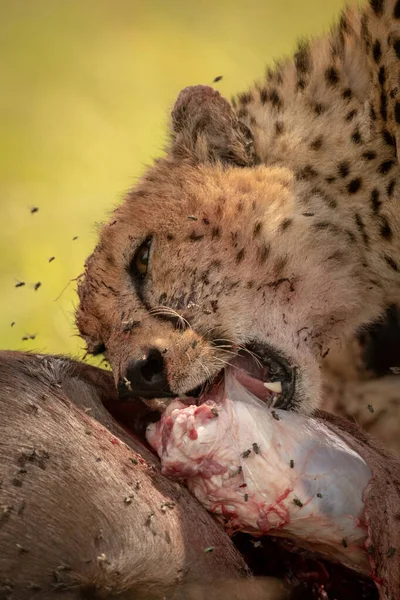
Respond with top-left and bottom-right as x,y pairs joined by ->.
147,369 -> 372,575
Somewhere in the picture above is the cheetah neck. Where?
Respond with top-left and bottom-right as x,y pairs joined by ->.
234,0 -> 400,312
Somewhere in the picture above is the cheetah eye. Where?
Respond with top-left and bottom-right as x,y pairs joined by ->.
91,342 -> 106,356
130,238 -> 152,280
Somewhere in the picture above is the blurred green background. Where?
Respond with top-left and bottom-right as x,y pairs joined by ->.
0,0 -> 346,361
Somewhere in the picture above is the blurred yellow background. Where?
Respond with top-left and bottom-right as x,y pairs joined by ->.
0,0 -> 346,361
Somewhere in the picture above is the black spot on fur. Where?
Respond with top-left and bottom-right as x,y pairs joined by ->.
361,14 -> 371,49
338,161 -> 350,178
351,129 -> 362,144
210,299 -> 218,313
238,92 -> 252,105
373,39 -> 382,62
395,0 -> 400,18
280,218 -> 293,232
339,12 -> 349,34
378,66 -> 386,85
258,244 -> 271,264
203,218 -> 210,225
296,166 -> 318,180
394,39 -> 400,58
236,248 -> 245,264
297,78 -> 308,91
253,221 -> 262,238
299,78 -> 310,91
378,160 -> 395,174
370,105 -> 377,121
381,92 -> 388,120
370,0 -> 384,16
395,102 -> 400,123
209,259 -> 221,271
346,109 -> 357,121
347,178 -> 362,194
294,40 -> 311,74
325,176 -> 337,184
311,187 -> 337,209
189,231 -> 205,242
211,227 -> 221,239
355,213 -> 370,246
310,136 -> 323,150
314,103 -> 326,115
166,233 -> 175,241
371,189 -> 381,213
266,67 -> 274,81
270,89 -> 282,108
273,121 -> 284,136
264,68 -> 279,84
382,129 -> 396,146
275,256 -> 288,275
387,179 -> 396,196
380,216 -> 393,239
302,212 -> 315,217
342,88 -> 352,100
325,66 -> 340,86
247,280 -> 254,289
260,88 -> 268,104
384,255 -> 399,271
362,150 -> 377,160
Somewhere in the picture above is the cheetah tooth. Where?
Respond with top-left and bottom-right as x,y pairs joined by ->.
263,381 -> 282,394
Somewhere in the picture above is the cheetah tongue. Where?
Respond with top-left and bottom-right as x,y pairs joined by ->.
233,369 -> 273,403
224,354 -> 282,404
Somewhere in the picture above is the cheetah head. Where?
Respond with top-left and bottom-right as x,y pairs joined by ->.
76,86 -> 369,414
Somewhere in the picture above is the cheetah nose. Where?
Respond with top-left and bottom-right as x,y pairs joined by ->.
118,348 -> 174,400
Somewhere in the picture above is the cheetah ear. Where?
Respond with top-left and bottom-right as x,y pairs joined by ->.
170,85 -> 257,167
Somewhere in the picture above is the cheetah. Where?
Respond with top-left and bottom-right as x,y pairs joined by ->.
77,0 -> 400,433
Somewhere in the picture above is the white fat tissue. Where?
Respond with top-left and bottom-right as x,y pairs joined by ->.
146,370 -> 372,574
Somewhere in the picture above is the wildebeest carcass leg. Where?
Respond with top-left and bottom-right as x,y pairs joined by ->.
0,351 -> 287,600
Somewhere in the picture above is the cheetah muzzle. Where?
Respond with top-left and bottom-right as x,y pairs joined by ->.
118,340 -> 297,412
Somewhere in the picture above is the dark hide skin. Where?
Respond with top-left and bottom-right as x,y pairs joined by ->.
0,351 -> 292,600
